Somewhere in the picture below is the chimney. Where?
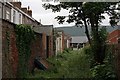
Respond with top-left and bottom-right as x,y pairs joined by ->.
28,10 -> 32,17
21,8 -> 28,14
27,6 -> 32,16
39,19 -> 41,23
10,2 -> 21,9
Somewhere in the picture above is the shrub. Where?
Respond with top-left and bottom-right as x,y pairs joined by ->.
90,45 -> 117,80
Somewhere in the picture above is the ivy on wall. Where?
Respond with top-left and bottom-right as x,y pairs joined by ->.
15,24 -> 35,78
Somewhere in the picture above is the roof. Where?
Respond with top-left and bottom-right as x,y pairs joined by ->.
56,26 -> 87,36
33,25 -> 53,36
7,2 -> 40,23
71,36 -> 88,43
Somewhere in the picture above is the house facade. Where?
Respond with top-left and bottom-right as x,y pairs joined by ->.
0,1 -> 40,26
70,36 -> 88,50
0,2 -> 11,21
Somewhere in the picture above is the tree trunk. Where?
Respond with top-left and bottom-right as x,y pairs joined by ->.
90,16 -> 105,64
82,9 -> 91,45
83,18 -> 91,45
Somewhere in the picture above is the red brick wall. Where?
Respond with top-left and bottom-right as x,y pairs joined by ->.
2,20 -> 18,78
48,32 -> 53,57
2,19 -> 54,77
41,32 -> 47,58
28,33 -> 43,72
108,29 -> 120,44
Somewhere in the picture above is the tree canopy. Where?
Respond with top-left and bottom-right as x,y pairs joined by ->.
43,2 -> 119,44
43,2 -> 120,64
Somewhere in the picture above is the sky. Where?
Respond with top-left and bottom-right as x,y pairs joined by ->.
20,0 -> 110,27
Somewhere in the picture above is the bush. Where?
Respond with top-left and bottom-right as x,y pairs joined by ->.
90,45 -> 117,80
83,46 -> 96,68
91,27 -> 108,64
90,64 -> 117,80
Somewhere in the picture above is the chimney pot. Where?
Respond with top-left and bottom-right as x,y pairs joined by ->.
27,10 -> 32,17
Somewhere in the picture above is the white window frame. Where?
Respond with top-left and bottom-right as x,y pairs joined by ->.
19,13 -> 22,24
6,10 -> 10,20
13,10 -> 16,23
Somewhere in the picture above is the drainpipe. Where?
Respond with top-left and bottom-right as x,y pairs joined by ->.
2,0 -> 6,19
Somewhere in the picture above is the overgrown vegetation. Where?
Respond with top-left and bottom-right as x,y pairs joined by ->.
91,27 -> 108,64
15,24 -> 35,78
28,49 -> 92,78
27,43 -> 116,79
90,45 -> 117,80
83,27 -> 117,80
84,44 -> 117,79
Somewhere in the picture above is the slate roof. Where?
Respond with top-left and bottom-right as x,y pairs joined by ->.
71,36 -> 88,43
33,25 -> 53,36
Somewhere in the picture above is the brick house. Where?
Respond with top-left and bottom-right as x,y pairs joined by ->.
107,26 -> 120,44
0,1 -> 40,26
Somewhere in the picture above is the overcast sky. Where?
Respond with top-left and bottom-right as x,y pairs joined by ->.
20,0 -> 110,27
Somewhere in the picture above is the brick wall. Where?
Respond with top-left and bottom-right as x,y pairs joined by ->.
2,19 -> 54,78
2,19 -> 18,78
48,32 -> 54,57
108,29 -> 120,44
28,33 -> 43,72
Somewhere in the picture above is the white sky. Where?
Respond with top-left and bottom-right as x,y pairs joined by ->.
20,0 -> 110,27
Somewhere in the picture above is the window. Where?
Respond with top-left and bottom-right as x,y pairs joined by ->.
19,14 -> 22,24
6,11 -> 10,20
13,10 -> 16,23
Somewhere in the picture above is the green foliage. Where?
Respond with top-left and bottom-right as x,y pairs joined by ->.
28,50 -> 92,78
43,2 -> 118,25
15,24 -> 35,78
91,27 -> 108,64
90,45 -> 117,80
91,27 -> 108,45
83,46 -> 95,68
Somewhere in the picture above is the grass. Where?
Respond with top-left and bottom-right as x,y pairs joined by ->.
28,49 -> 92,78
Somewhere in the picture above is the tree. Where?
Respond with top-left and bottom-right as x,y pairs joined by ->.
43,2 -> 119,64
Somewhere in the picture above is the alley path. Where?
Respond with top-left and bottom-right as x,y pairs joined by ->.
28,49 -> 92,78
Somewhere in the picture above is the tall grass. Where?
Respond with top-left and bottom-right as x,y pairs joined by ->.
28,49 -> 92,78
